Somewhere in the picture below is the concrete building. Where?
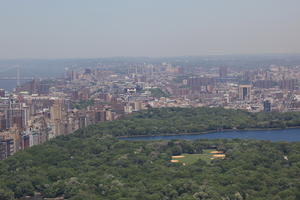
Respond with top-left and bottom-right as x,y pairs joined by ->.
239,85 -> 252,101
263,100 -> 272,112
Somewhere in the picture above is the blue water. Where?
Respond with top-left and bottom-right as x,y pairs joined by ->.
0,80 -> 27,91
120,128 -> 300,142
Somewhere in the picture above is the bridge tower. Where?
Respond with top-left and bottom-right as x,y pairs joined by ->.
17,67 -> 20,87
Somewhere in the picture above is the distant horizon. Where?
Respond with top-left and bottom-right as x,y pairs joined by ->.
1,52 -> 300,61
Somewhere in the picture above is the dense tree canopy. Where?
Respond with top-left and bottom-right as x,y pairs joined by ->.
79,107 -> 300,137
1,107 -> 300,199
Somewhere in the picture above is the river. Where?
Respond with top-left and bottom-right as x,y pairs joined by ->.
120,128 -> 300,142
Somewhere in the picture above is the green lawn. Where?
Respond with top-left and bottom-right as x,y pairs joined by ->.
174,149 -> 214,165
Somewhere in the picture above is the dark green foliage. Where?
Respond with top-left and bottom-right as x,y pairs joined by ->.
77,107 -> 300,137
71,99 -> 94,109
1,107 -> 300,199
2,138 -> 300,200
149,88 -> 170,98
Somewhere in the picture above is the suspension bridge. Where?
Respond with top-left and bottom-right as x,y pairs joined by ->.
0,66 -> 35,86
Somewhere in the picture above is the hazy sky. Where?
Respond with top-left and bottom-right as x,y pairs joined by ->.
0,0 -> 300,59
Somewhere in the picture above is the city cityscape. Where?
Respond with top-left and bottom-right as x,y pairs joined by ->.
1,56 -> 300,160
1,0 -> 300,199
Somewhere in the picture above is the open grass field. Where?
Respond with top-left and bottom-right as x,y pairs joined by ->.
176,149 -> 214,164
171,149 -> 226,165
176,153 -> 211,165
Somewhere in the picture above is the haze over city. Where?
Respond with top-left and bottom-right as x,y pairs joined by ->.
3,1 -> 300,200
1,0 -> 300,59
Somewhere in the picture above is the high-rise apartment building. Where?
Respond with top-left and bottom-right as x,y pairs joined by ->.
238,85 -> 252,101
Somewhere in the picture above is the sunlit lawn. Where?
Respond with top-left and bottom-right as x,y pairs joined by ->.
172,149 -> 216,165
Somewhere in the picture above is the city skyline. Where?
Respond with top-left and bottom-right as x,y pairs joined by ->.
2,1 -> 300,199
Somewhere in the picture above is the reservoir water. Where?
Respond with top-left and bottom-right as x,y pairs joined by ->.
120,128 -> 300,142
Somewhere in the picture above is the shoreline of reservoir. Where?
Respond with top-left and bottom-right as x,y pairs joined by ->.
118,126 -> 300,138
119,126 -> 300,142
